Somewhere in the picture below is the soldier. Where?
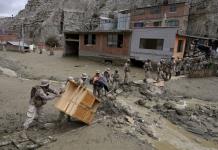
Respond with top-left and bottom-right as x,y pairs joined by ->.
124,59 -> 131,84
156,59 -> 164,82
91,70 -> 103,98
112,69 -> 120,92
175,58 -> 182,76
143,59 -> 152,83
21,80 -> 59,139
103,68 -> 111,84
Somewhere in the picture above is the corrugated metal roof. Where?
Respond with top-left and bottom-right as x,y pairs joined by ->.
7,41 -> 29,47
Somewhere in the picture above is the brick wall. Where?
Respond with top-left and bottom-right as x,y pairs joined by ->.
79,32 -> 130,58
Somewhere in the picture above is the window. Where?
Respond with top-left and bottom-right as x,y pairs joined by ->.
134,22 -> 144,28
177,40 -> 184,52
166,20 -> 179,27
84,34 -> 96,45
133,9 -> 145,16
153,21 -> 162,27
169,4 -> 177,12
139,39 -> 164,50
150,6 -> 161,14
107,33 -> 123,48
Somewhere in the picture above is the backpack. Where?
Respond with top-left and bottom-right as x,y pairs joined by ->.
31,86 -> 46,107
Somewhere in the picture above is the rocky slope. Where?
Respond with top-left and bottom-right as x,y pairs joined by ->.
0,0 -> 172,44
0,0 -> 217,44
187,0 -> 218,38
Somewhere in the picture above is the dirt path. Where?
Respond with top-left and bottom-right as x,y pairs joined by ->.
39,123 -> 150,150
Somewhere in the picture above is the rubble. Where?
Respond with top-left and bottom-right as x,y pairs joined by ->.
155,102 -> 218,139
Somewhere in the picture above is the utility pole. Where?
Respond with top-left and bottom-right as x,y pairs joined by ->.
22,20 -> 25,52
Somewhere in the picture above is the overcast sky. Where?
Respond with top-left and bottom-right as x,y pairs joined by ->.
0,0 -> 28,17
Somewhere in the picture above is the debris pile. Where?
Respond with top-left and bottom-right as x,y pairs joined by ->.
155,102 -> 218,139
0,132 -> 56,150
98,98 -> 160,140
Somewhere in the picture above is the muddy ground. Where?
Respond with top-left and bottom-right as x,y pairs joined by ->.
0,51 -> 218,150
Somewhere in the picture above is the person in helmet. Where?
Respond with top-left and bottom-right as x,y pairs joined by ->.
21,80 -> 59,139
124,59 -> 131,84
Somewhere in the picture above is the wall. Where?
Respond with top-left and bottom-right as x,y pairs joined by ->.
79,32 -> 130,59
130,28 -> 178,62
0,34 -> 17,42
131,3 -> 189,33
173,35 -> 186,59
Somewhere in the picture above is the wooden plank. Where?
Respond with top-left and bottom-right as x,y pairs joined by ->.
55,83 -> 81,112
65,86 -> 85,115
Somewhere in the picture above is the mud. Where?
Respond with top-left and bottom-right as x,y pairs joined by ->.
0,51 -> 218,150
155,100 -> 218,139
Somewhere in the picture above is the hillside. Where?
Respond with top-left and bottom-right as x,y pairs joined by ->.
0,0 -> 217,44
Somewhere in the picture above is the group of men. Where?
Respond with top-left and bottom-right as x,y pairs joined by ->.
20,57 -> 185,139
20,67 -> 123,139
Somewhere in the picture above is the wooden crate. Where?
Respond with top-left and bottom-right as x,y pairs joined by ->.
55,81 -> 100,125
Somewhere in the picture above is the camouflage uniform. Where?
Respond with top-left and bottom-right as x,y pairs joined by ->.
156,61 -> 163,82
112,70 -> 120,92
124,60 -> 130,84
23,81 -> 58,130
143,60 -> 152,82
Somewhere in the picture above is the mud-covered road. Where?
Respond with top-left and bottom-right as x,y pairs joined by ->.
0,51 -> 218,150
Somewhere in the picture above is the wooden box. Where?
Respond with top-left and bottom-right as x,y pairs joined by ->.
55,81 -> 100,125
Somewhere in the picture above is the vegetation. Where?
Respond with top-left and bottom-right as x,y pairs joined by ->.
45,36 -> 59,48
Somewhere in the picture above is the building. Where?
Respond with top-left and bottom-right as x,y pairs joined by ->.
0,30 -> 18,51
130,27 -> 186,62
64,1 -> 189,62
64,30 -> 131,60
127,1 -> 190,34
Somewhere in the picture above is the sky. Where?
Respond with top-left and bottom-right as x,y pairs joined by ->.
0,0 -> 28,17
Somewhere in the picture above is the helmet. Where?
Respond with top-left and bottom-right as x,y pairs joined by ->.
40,79 -> 50,87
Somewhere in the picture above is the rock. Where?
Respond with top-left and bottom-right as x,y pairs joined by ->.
115,89 -> 123,94
175,101 -> 187,110
133,80 -> 144,85
0,140 -> 12,146
213,122 -> 218,128
44,123 -> 56,129
163,102 -> 176,110
107,94 -> 116,101
25,144 -> 39,149
140,125 -> 158,140
187,127 -> 206,136
135,99 -> 146,106
125,116 -> 135,125
176,109 -> 186,116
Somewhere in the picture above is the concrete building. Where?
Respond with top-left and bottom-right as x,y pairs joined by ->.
130,27 -> 186,62
127,1 -> 190,34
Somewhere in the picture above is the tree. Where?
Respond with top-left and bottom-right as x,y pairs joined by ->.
45,36 -> 59,55
45,36 -> 59,48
